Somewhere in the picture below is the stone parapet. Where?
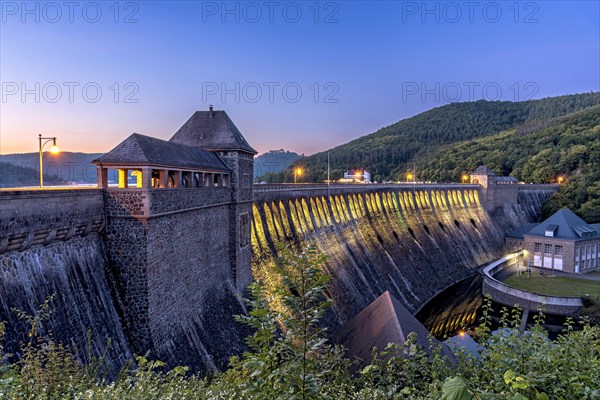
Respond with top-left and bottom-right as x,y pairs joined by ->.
0,189 -> 105,254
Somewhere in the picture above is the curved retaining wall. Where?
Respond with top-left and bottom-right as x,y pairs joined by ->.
481,252 -> 583,316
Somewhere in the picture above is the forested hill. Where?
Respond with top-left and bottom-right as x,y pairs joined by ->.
420,105 -> 600,222
0,152 -> 103,185
0,162 -> 66,188
254,149 -> 303,180
297,93 -> 600,183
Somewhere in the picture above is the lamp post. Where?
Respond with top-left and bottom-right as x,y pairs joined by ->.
355,170 -> 362,183
462,174 -> 469,184
38,134 -> 60,188
327,151 -> 330,200
295,167 -> 303,184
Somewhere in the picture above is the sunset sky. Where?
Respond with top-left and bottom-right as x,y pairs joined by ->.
1,1 -> 598,155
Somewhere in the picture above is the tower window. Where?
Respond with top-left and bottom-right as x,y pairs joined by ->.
239,213 -> 249,248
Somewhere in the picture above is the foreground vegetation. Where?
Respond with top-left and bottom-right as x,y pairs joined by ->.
1,247 -> 599,399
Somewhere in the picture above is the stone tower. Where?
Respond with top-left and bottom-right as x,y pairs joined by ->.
470,165 -> 518,211
170,106 -> 257,290
92,108 -> 256,371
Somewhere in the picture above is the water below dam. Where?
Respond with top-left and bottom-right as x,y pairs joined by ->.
416,271 -> 576,340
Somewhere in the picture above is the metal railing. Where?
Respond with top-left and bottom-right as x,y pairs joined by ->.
252,182 -> 479,193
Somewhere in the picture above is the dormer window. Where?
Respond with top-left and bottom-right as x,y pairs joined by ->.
544,224 -> 558,237
573,225 -> 595,238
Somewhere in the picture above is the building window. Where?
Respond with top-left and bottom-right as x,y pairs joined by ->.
239,213 -> 249,248
554,245 -> 563,256
544,244 -> 552,254
534,243 -> 542,252
576,246 -> 580,258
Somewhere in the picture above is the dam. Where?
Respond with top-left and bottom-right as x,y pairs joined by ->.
0,183 -> 554,375
252,183 -> 553,326
0,109 -> 557,375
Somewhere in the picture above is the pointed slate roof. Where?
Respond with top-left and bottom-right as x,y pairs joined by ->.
170,110 -> 257,154
92,133 -> 230,171
506,223 -> 539,239
525,208 -> 599,240
334,291 -> 454,368
472,165 -> 496,176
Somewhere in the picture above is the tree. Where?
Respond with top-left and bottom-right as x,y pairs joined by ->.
225,245 -> 351,399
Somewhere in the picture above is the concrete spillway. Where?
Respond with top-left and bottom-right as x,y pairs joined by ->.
251,186 -> 552,328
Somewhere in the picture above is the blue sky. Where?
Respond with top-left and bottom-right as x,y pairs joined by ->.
1,0 -> 598,155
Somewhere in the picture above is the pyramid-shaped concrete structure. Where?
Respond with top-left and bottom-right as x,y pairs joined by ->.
335,291 -> 454,368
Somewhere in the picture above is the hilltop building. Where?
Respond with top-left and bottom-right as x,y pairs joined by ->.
340,170 -> 371,183
506,209 -> 600,274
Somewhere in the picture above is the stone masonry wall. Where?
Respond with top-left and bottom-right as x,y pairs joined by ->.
0,189 -> 132,378
104,190 -> 148,217
103,184 -> 246,372
145,204 -> 247,371
0,189 -> 105,253
103,217 -> 152,354
149,187 -> 231,214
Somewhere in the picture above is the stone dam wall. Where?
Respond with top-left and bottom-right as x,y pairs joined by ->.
251,185 -> 554,329
0,184 -> 554,375
0,190 -> 131,376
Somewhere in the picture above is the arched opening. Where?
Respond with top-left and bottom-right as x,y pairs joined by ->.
423,224 -> 431,236
407,227 -> 416,239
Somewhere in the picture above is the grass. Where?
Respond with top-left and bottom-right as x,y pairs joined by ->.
503,272 -> 600,320
502,273 -> 600,299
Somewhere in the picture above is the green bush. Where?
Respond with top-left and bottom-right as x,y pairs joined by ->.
1,247 -> 599,399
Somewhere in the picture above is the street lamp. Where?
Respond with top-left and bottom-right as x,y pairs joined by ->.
462,174 -> 469,184
557,176 -> 565,184
406,172 -> 414,182
295,167 -> 303,184
355,170 -> 362,182
39,134 -> 60,188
